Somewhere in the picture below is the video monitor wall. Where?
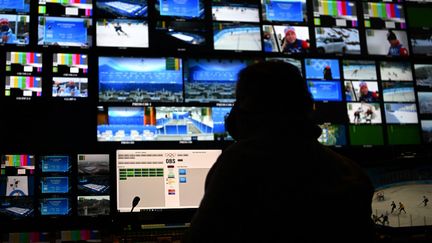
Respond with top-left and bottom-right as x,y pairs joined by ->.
1,0 -> 432,229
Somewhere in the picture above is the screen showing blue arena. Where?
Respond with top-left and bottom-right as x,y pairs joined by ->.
96,0 -> 148,17
185,59 -> 248,103
159,0 -> 202,18
307,80 -> 342,101
263,0 -> 305,22
98,57 -> 183,103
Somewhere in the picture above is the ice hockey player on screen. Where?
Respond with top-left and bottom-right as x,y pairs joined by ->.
185,61 -> 376,243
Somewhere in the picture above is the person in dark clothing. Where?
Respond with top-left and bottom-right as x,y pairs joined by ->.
391,201 -> 397,213
387,30 -> 408,57
185,61 -> 376,243
323,65 -> 333,80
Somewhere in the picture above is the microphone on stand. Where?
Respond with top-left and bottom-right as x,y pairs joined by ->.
131,196 -> 140,212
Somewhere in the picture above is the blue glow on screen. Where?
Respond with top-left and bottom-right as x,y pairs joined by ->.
308,80 -> 342,101
266,1 -> 303,22
41,177 -> 69,194
305,59 -> 340,79
43,17 -> 88,45
41,156 -> 70,173
0,0 -> 29,13
40,198 -> 70,216
187,60 -> 246,83
159,0 -> 201,18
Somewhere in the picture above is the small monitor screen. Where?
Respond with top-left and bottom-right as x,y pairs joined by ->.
262,25 -> 309,53
212,0 -> 259,23
96,19 -> 148,48
98,57 -> 183,103
382,82 -> 415,102
421,120 -> 432,144
365,29 -> 409,56
154,20 -> 207,50
261,0 -> 307,23
78,175 -> 110,195
410,29 -> 432,56
363,2 -> 405,29
0,176 -> 34,197
212,106 -> 232,141
184,58 -> 250,103
342,60 -> 377,80
0,0 -> 30,13
38,16 -> 92,47
95,0 -> 148,18
41,177 -> 70,194
307,80 -> 342,101
53,53 -> 88,75
39,197 -> 71,216
348,124 -> 384,145
347,102 -> 382,124
6,52 -> 42,75
38,0 -> 93,17
0,197 -> 34,218
305,58 -> 340,80
414,64 -> 432,88
384,103 -> 418,124
317,123 -> 346,146
1,154 -> 35,175
314,27 -> 360,54
387,125 -> 421,145
379,61 -> 413,81
418,92 -> 432,115
156,0 -> 204,19
53,77 -> 88,98
77,195 -> 110,216
116,149 -> 221,212
313,0 -> 357,27
77,154 -> 110,175
40,155 -> 70,173
0,14 -> 30,45
344,81 -> 380,102
213,22 -> 261,51
5,76 -> 42,97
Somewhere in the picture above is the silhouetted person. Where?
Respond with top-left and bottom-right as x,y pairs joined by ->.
398,202 -> 406,214
422,195 -> 429,207
185,61 -> 376,243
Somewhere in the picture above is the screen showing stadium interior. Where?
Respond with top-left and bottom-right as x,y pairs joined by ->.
97,106 -> 218,142
261,0 -> 307,23
0,14 -> 30,45
38,0 -> 93,17
212,0 -> 259,23
156,0 -> 204,19
77,154 -> 110,216
98,57 -> 182,103
313,0 -> 357,27
0,155 -> 35,218
213,22 -> 262,51
314,27 -> 360,55
38,16 -> 92,47
415,64 -> 432,88
116,149 -> 221,212
95,0 -> 148,18
96,19 -> 149,48
154,20 -> 206,49
0,0 -> 30,13
363,2 -> 405,29
369,165 -> 432,227
184,59 -> 250,103
53,53 -> 88,98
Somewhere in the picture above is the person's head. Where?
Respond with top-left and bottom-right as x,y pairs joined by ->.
359,82 -> 369,95
0,18 -> 10,33
68,81 -> 75,89
387,30 -> 398,45
225,61 -> 314,140
284,26 -> 297,44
